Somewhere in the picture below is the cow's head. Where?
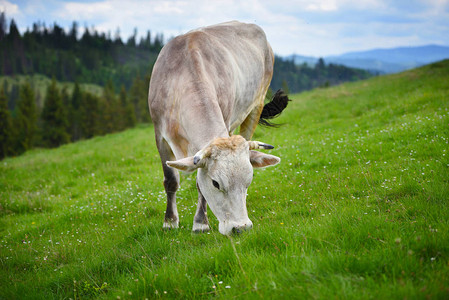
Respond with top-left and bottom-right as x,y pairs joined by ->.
166,135 -> 280,235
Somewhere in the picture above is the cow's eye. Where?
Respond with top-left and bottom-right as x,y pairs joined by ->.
212,180 -> 220,190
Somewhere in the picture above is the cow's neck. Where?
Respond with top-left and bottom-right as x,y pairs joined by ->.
182,93 -> 230,155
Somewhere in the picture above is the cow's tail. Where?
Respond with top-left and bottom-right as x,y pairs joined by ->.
258,89 -> 291,127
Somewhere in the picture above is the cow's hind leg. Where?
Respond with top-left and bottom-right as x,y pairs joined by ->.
240,82 -> 272,140
239,102 -> 264,140
192,182 -> 210,232
156,137 -> 180,229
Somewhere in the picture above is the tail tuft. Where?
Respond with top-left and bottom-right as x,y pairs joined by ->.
259,89 -> 291,127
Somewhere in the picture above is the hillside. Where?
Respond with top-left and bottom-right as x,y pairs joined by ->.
0,74 -> 104,108
1,61 -> 448,299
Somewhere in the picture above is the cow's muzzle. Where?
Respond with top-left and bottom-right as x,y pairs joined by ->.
219,219 -> 253,235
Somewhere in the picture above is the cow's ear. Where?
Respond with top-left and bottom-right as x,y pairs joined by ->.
166,156 -> 203,173
250,151 -> 280,168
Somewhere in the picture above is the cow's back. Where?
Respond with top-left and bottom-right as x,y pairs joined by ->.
149,21 -> 273,157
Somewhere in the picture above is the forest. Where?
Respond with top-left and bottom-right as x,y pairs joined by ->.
0,12 -> 373,159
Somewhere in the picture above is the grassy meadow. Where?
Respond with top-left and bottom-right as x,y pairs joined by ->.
1,60 -> 449,299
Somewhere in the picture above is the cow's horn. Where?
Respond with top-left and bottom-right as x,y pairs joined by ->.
193,146 -> 212,165
193,150 -> 205,165
193,155 -> 201,165
248,141 -> 275,150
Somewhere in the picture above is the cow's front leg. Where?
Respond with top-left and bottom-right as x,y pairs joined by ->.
157,136 -> 180,229
163,164 -> 180,229
192,183 -> 210,232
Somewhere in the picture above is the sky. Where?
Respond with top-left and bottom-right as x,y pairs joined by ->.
1,0 -> 449,57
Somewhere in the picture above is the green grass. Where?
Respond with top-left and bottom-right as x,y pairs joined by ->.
1,60 -> 449,299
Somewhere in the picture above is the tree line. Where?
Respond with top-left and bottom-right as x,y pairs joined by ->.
0,75 -> 150,159
0,12 -> 161,91
271,57 -> 372,94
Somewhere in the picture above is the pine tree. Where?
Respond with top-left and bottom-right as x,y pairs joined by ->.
60,85 -> 72,135
69,21 -> 78,44
61,85 -> 70,108
9,83 -> 19,111
69,82 -> 82,141
8,19 -> 20,42
119,85 -> 136,129
7,19 -> 25,74
0,12 -> 6,41
0,87 -> 13,158
129,75 -> 142,122
129,74 -> 150,123
101,80 -> 120,134
315,58 -> 325,70
41,78 -> 70,147
281,80 -> 290,95
79,91 -> 100,138
15,81 -> 37,153
127,28 -> 137,47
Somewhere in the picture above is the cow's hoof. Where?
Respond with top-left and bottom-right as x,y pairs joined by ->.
192,223 -> 210,233
163,221 -> 179,230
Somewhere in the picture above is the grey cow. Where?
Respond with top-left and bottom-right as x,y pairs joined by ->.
148,21 -> 288,235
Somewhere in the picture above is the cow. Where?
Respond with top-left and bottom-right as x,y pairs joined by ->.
148,21 -> 289,235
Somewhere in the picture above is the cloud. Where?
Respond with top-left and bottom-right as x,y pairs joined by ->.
0,0 -> 19,15
62,1 -> 114,20
6,0 -> 449,56
47,0 -> 449,56
53,0 -> 302,46
305,0 -> 338,12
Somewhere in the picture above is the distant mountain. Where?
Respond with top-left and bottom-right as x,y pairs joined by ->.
288,45 -> 449,74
